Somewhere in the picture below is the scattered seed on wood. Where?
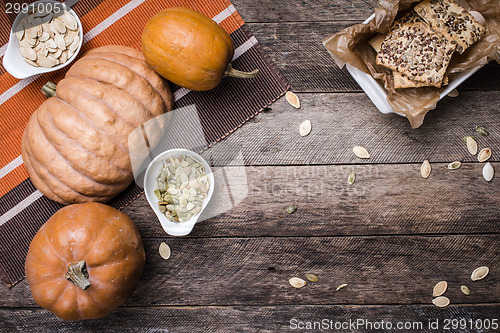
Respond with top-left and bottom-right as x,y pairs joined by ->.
289,277 -> 306,288
306,273 -> 318,282
286,91 -> 300,108
482,163 -> 494,182
461,285 -> 471,295
471,266 -> 489,281
475,126 -> 489,137
336,283 -> 348,291
433,281 -> 448,297
348,172 -> 355,185
477,148 -> 492,162
466,136 -> 478,155
432,296 -> 450,307
447,161 -> 461,170
158,242 -> 171,260
286,205 -> 297,214
353,146 -> 370,159
447,89 -> 459,97
299,120 -> 312,136
421,160 -> 431,178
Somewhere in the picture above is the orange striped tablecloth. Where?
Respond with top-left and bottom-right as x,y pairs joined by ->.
0,0 -> 289,287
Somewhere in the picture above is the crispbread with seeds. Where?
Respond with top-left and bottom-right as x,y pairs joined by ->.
391,10 -> 423,30
368,33 -> 386,52
414,0 -> 485,53
393,71 -> 449,89
376,22 -> 456,88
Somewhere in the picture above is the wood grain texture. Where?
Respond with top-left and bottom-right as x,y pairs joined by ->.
1,304 -> 499,332
121,163 -> 500,238
201,92 -> 500,165
233,0 -> 379,23
1,235 -> 498,307
248,22 -> 500,92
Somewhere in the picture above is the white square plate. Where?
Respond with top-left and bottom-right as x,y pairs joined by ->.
344,14 -> 483,116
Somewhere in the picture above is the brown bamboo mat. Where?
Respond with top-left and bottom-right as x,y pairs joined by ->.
0,0 -> 290,287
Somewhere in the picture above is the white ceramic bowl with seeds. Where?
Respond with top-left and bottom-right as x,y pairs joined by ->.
144,149 -> 215,237
3,0 -> 83,79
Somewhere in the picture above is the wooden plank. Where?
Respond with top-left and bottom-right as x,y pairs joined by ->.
233,0 -> 379,23
2,235 -> 498,306
124,163 -> 500,238
1,304 -> 499,332
201,92 -> 500,165
248,22 -> 500,92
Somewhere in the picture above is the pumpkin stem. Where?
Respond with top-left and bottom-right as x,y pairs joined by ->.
41,81 -> 57,98
65,260 -> 91,290
224,64 -> 259,79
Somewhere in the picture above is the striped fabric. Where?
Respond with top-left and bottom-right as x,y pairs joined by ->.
0,0 -> 289,287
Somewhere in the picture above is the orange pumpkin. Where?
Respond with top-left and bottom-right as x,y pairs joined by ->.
25,203 -> 145,321
21,45 -> 173,205
141,7 -> 258,91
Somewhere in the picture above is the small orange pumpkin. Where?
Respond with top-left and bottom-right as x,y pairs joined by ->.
141,7 -> 258,91
25,203 -> 145,321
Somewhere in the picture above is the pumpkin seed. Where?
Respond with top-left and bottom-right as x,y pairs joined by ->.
286,205 -> 297,214
447,161 -> 461,170
39,32 -> 50,42
348,172 -> 355,185
52,18 -> 66,34
353,146 -> 370,159
336,283 -> 348,291
52,49 -> 63,59
475,126 -> 489,137
471,266 -> 489,281
482,163 -> 494,182
54,33 -> 66,50
477,148 -> 492,162
62,12 -> 78,30
289,277 -> 306,288
433,281 -> 448,297
37,57 -> 57,68
16,7 -> 80,68
447,89 -> 459,97
156,155 -> 210,223
158,242 -> 171,260
306,273 -> 318,282
421,160 -> 431,178
466,136 -> 478,155
299,120 -> 312,136
432,296 -> 450,307
286,91 -> 300,108
23,58 -> 38,67
461,285 -> 471,295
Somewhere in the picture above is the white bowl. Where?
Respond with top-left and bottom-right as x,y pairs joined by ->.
3,0 -> 83,79
144,149 -> 215,237
331,14 -> 484,116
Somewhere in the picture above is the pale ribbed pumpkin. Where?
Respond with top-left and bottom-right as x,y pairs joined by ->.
25,203 -> 145,321
21,45 -> 173,205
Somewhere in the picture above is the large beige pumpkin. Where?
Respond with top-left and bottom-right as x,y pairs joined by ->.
21,45 -> 173,205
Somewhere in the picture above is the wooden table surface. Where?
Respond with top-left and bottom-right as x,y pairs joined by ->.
1,1 -> 499,332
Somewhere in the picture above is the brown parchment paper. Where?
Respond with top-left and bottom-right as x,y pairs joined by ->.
323,0 -> 500,128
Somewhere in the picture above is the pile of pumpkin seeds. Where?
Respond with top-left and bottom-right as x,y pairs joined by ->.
15,6 -> 80,68
155,155 -> 209,223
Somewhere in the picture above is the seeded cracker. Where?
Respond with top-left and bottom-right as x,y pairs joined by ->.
391,10 -> 423,30
414,0 -> 486,53
370,11 -> 448,89
376,22 -> 456,88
